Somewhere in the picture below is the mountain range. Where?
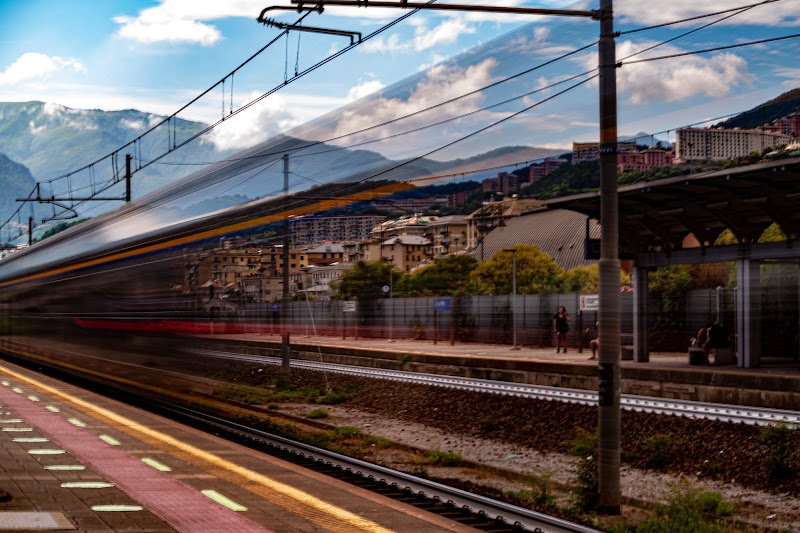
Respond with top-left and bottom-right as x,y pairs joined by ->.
0,101 -> 565,230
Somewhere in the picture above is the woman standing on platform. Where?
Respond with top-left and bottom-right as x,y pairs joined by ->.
553,306 -> 571,353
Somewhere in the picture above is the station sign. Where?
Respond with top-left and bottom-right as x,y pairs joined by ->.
270,303 -> 281,312
434,298 -> 451,311
579,294 -> 599,311
343,301 -> 357,312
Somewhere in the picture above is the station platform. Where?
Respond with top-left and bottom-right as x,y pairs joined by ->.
0,359 -> 475,533
193,333 -> 800,411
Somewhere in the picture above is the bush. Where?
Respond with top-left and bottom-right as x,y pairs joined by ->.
636,482 -> 734,533
568,428 -> 598,511
760,422 -> 797,483
306,408 -> 329,419
317,388 -> 350,405
427,449 -> 462,466
507,471 -> 556,506
644,434 -> 675,468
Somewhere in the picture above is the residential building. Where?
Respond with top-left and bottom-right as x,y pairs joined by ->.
482,172 -> 519,194
529,158 -> 568,183
617,148 -> 673,173
370,214 -> 436,240
192,245 -> 307,295
305,242 -> 345,266
573,140 -> 636,164
362,234 -> 432,272
464,196 -> 544,257
296,263 -> 355,300
288,215 -> 385,247
675,127 -> 792,161
447,191 -> 469,207
426,215 -> 468,257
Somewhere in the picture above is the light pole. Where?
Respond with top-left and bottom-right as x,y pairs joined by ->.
503,248 -> 520,350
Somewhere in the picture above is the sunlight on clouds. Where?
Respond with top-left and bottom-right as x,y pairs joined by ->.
331,58 -> 496,148
114,15 -> 221,46
346,79 -> 386,101
616,0 -> 800,26
414,17 -> 476,51
206,94 -> 301,150
581,40 -> 750,104
0,53 -> 86,87
112,0 -> 267,45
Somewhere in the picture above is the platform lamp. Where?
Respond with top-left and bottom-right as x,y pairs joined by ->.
503,248 -> 520,350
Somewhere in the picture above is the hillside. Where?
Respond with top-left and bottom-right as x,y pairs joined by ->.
0,154 -> 41,229
717,88 -> 800,130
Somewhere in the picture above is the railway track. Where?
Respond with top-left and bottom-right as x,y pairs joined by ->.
0,345 -> 598,533
189,348 -> 800,427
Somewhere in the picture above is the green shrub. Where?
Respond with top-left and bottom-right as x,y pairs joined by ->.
760,422 -> 797,483
427,449 -> 462,466
411,466 -> 429,478
507,471 -> 556,506
333,426 -> 361,438
306,408 -> 329,419
398,354 -> 413,364
267,403 -> 279,410
568,428 -> 598,511
364,436 -> 391,448
636,482 -> 734,532
317,388 -> 350,405
644,434 -> 675,468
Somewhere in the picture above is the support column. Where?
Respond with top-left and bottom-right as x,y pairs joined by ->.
736,258 -> 761,368
633,265 -> 649,362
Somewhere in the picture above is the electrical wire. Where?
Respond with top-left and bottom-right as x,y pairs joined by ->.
619,0 -> 783,35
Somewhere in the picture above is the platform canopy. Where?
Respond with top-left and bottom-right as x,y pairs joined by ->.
545,157 -> 800,255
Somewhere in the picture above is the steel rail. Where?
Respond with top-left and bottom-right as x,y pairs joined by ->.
189,348 -> 800,427
150,399 -> 599,533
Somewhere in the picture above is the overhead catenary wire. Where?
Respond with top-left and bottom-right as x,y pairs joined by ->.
2,3 -> 794,245
618,0 -> 783,35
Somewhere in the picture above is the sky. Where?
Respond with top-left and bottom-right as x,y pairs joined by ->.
1,0 -> 800,159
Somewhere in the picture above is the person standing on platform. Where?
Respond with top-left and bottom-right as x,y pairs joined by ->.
553,306 -> 571,353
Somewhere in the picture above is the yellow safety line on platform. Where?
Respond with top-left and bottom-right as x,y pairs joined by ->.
0,363 -> 396,533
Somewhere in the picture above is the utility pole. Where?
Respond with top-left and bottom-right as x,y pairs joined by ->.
28,217 -> 33,246
282,154 -> 291,376
504,248 -> 519,350
597,0 -> 621,515
125,154 -> 132,203
265,0 -> 619,512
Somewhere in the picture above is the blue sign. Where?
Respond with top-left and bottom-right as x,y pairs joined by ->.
271,303 -> 281,312
434,298 -> 451,311
381,284 -> 391,294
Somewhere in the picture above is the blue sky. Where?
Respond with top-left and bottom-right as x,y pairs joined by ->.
1,0 -> 800,159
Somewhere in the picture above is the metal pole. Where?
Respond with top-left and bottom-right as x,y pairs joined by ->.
388,268 -> 394,342
511,250 -> 519,350
597,0 -> 620,515
125,154 -> 131,203
281,154 -> 291,376
28,217 -> 33,246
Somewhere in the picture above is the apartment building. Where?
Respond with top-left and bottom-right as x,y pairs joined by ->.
572,140 -> 637,164
426,215 -> 468,257
362,234 -> 432,272
288,215 -> 385,247
676,127 -> 792,161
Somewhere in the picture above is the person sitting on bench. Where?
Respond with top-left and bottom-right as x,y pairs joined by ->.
703,322 -> 729,363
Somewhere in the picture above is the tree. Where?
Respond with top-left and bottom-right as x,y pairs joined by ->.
331,259 -> 404,300
396,255 -> 477,296
560,264 -> 599,293
469,245 -> 564,295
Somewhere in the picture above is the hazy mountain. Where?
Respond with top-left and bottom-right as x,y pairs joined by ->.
0,102 -> 215,183
717,87 -> 800,130
0,154 -> 41,231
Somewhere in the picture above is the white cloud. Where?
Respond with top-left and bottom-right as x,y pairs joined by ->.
113,0 -> 267,45
346,80 -> 386,101
0,53 -> 86,87
774,66 -> 800,82
205,94 -> 301,150
414,17 -> 476,51
580,40 -> 750,104
616,0 -> 800,27
120,118 -> 147,129
361,34 -> 407,54
330,58 -> 497,152
29,121 -> 46,135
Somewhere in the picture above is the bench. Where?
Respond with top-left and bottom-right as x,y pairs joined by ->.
688,347 -> 706,365
710,347 -> 735,365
